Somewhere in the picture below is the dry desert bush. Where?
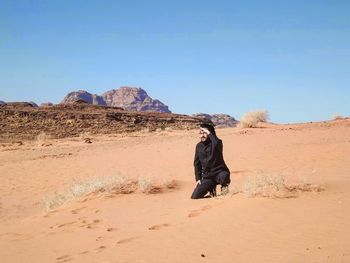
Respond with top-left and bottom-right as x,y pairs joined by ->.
44,175 -> 178,210
35,132 -> 52,146
79,131 -> 92,139
333,114 -> 344,120
36,132 -> 49,141
242,173 -> 324,198
138,177 -> 177,194
239,110 -> 269,128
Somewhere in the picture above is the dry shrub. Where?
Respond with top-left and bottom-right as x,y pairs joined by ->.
44,176 -> 178,210
240,110 -> 269,128
164,179 -> 178,189
141,128 -> 151,133
36,131 -> 50,141
138,177 -> 153,193
36,132 -> 52,146
44,175 -> 136,210
284,183 -> 325,193
79,131 -> 91,139
333,114 -> 344,120
243,173 -> 285,198
243,173 -> 324,198
138,177 -> 178,194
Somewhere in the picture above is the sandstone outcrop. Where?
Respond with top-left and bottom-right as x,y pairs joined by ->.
61,90 -> 107,106
29,101 -> 39,107
192,113 -> 238,128
0,103 -> 207,141
102,87 -> 171,113
4,102 -> 37,108
40,102 -> 54,107
60,87 -> 171,113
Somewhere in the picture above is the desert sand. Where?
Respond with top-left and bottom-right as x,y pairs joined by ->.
0,119 -> 350,263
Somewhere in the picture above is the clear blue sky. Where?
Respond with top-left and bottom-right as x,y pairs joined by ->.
1,0 -> 349,123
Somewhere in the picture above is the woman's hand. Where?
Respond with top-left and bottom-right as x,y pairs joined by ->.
200,127 -> 210,135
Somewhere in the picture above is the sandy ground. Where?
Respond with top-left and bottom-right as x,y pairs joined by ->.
0,119 -> 350,263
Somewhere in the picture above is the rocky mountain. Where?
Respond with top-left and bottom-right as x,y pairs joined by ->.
192,113 -> 238,128
61,90 -> 107,106
29,101 -> 39,107
61,87 -> 171,113
0,100 -> 6,105
102,87 -> 171,113
40,102 -> 54,107
2,102 -> 38,108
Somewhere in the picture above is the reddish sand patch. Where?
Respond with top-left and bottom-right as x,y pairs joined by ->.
0,119 -> 349,262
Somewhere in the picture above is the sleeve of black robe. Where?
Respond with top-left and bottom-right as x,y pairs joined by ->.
208,133 -> 221,159
194,144 -> 202,182
205,133 -> 224,172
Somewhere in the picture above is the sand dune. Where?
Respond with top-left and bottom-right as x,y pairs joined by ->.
1,119 -> 350,262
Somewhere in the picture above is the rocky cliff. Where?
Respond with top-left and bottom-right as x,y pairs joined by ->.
61,90 -> 107,106
0,103 -> 206,141
192,113 -> 238,128
102,87 -> 171,113
40,102 -> 54,107
60,87 -> 171,113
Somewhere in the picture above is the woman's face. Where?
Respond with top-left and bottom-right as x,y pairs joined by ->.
199,128 -> 209,142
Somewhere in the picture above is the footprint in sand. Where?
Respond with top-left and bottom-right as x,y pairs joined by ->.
116,237 -> 139,245
148,224 -> 170,230
58,221 -> 77,228
106,227 -> 118,232
71,206 -> 87,214
188,205 -> 212,218
94,245 -> 107,253
50,221 -> 77,229
95,236 -> 103,241
56,254 -> 73,263
79,219 -> 102,229
80,197 -> 95,203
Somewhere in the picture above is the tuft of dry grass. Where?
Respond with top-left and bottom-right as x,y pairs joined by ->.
36,131 -> 50,141
239,110 -> 269,128
44,175 -> 178,210
44,175 -> 135,210
243,173 -> 285,198
36,132 -> 52,146
242,173 -> 324,198
138,177 -> 178,194
138,177 -> 153,193
333,114 -> 344,120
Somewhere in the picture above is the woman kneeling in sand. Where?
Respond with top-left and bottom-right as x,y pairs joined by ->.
191,124 -> 230,199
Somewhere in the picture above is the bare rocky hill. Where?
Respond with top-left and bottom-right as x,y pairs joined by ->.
192,113 -> 238,127
102,87 -> 170,113
0,102 -> 207,142
40,102 -> 54,107
61,90 -> 107,106
61,87 -> 171,113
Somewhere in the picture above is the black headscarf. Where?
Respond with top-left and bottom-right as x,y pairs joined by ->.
200,123 -> 216,136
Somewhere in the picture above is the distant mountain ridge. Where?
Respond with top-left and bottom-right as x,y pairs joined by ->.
61,90 -> 106,106
61,87 -> 171,113
192,113 -> 238,127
